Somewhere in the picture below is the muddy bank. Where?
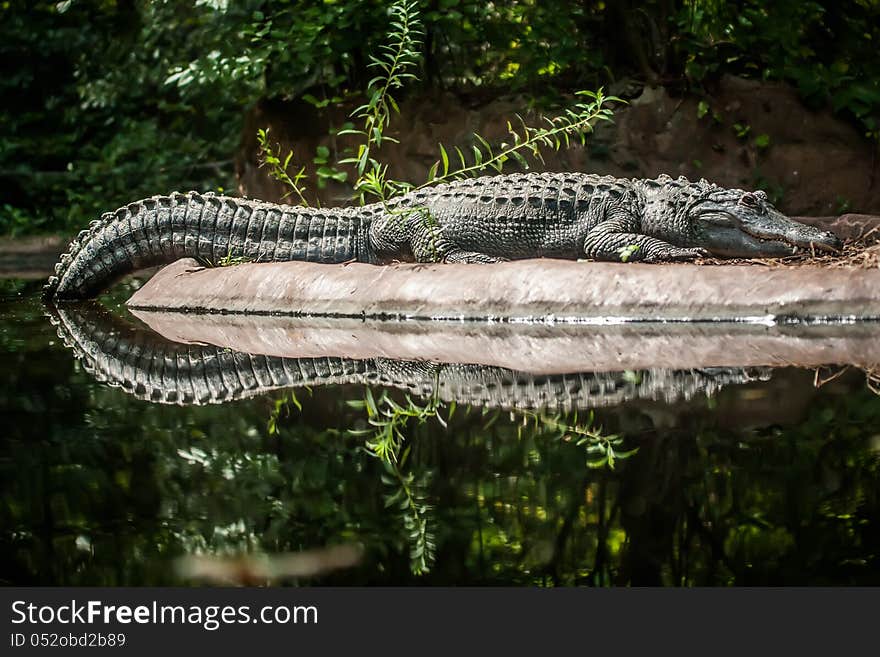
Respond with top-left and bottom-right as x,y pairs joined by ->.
0,235 -> 65,279
238,76 -> 880,216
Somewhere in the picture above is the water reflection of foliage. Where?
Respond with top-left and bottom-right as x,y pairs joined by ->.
671,397 -> 880,585
344,387 -> 639,575
2,294 -> 880,585
348,389 -> 438,574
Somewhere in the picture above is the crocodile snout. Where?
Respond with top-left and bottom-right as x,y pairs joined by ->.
811,230 -> 843,252
824,231 -> 843,250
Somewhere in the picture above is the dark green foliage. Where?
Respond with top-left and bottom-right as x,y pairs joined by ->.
0,1 -> 239,235
674,1 -> 880,139
2,1 -> 879,236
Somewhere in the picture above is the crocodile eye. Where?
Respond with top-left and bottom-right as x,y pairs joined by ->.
740,192 -> 760,208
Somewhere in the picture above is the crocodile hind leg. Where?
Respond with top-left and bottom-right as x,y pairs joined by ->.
412,232 -> 507,263
411,237 -> 507,263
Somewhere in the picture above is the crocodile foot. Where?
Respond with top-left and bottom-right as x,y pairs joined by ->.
443,250 -> 508,264
642,247 -> 709,263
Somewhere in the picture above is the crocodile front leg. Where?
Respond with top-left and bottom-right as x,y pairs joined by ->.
582,204 -> 707,263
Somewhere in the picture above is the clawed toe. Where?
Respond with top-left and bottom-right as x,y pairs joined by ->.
669,248 -> 708,261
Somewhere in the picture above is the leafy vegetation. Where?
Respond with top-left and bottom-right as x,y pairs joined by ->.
255,0 -> 618,269
423,90 -> 616,186
338,0 -> 423,201
256,128 -> 310,205
674,1 -> 880,140
3,1 -> 878,236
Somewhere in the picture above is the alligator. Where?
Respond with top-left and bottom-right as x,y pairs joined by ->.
43,173 -> 842,300
46,301 -> 770,409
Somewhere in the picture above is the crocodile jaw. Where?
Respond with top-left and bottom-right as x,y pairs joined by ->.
702,226 -> 800,258
697,207 -> 842,258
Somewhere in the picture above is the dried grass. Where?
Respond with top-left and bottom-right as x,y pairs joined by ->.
866,366 -> 880,396
812,365 -> 880,397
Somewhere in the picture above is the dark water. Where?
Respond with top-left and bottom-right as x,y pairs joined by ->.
2,277 -> 879,586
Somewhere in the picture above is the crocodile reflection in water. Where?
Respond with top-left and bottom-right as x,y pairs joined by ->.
46,302 -> 770,409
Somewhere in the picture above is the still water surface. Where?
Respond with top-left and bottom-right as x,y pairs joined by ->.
2,278 -> 879,585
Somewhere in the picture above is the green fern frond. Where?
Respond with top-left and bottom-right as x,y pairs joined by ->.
424,89 -> 622,186
256,127 -> 311,206
339,0 -> 423,203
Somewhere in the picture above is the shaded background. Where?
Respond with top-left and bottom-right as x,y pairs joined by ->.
2,0 -> 880,236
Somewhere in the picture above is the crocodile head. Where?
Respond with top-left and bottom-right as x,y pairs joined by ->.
684,184 -> 842,258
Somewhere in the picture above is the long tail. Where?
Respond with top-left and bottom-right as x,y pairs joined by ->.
44,192 -> 367,299
46,301 -> 374,404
